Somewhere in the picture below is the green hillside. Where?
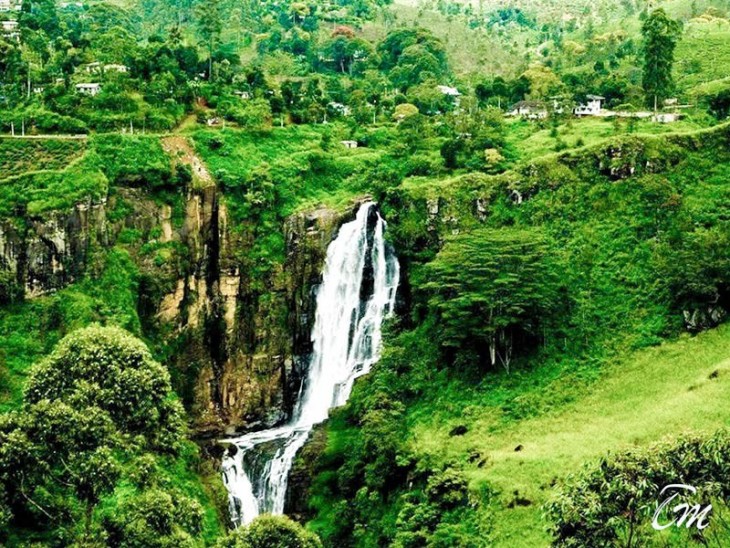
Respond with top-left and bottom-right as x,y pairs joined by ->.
1,0 -> 730,546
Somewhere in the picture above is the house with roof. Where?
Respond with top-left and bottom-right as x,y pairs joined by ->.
76,83 -> 102,96
507,100 -> 548,120
574,95 -> 604,116
0,0 -> 12,12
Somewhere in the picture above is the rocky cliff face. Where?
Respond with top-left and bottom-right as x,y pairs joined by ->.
176,197 -> 348,437
0,170 -> 359,437
0,199 -> 107,300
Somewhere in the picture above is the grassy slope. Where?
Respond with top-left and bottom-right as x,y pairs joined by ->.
409,313 -> 730,547
505,116 -> 710,162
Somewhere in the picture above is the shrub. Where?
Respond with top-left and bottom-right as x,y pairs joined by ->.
215,515 -> 322,548
547,430 -> 730,547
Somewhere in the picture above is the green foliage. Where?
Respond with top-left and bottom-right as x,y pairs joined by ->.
0,150 -> 108,217
0,326 -> 207,545
642,9 -> 682,108
422,229 -> 561,371
102,487 -> 204,547
0,247 -> 141,411
92,135 -> 172,189
547,429 -> 730,547
223,99 -> 273,131
215,515 -> 322,548
24,325 -> 185,452
309,122 -> 730,547
0,138 -> 85,176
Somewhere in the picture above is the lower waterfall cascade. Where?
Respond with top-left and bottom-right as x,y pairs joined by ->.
221,202 -> 400,526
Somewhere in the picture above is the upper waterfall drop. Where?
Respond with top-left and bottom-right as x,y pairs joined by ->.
221,202 -> 400,526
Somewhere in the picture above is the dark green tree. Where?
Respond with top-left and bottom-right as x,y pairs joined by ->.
195,0 -> 223,80
641,8 -> 681,110
422,229 -> 561,372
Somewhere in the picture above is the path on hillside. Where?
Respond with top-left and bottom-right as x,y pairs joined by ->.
161,135 -> 214,188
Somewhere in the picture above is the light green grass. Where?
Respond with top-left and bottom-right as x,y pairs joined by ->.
506,115 -> 710,162
410,323 -> 730,547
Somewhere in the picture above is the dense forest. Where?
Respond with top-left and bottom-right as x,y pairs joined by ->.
1,0 -> 730,546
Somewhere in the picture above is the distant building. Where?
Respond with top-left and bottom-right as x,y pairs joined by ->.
437,85 -> 460,97
76,83 -> 102,96
0,0 -> 11,12
1,19 -> 18,32
341,140 -> 358,149
328,102 -> 351,116
233,90 -> 251,100
574,95 -> 604,116
84,62 -> 102,73
104,64 -> 128,73
507,100 -> 548,120
437,84 -> 461,107
33,86 -> 45,94
654,112 -> 680,123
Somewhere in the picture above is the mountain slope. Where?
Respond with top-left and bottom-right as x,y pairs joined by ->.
413,323 -> 730,546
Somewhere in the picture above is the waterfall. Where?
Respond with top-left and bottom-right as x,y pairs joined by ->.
221,202 -> 399,526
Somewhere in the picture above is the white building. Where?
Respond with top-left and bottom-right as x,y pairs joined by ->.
437,84 -> 461,107
507,101 -> 548,120
104,64 -> 128,73
0,0 -> 11,12
341,140 -> 358,149
574,94 -> 604,116
1,20 -> 18,32
233,90 -> 251,100
654,112 -> 680,123
76,83 -> 102,96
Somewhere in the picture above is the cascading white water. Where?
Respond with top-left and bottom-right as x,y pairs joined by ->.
221,202 -> 399,526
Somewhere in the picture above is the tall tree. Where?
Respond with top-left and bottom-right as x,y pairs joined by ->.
195,0 -> 223,81
641,8 -> 681,110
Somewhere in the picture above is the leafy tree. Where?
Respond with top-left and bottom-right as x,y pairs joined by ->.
547,430 -> 730,547
422,229 -> 561,371
215,515 -> 322,548
25,325 -> 185,450
392,102 -> 418,121
195,0 -> 223,80
641,9 -> 681,110
0,326 -> 189,544
101,488 -> 204,547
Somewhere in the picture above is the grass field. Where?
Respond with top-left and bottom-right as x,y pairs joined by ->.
408,323 -> 730,546
506,115 -> 712,162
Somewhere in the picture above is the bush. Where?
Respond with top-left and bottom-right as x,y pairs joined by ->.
547,430 -> 730,547
93,135 -> 172,189
215,515 -> 322,548
25,325 -> 185,451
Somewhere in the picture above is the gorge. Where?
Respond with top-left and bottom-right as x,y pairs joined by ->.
220,202 -> 400,526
